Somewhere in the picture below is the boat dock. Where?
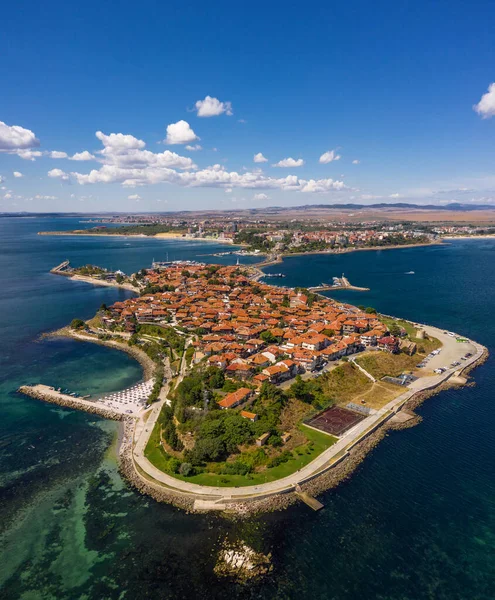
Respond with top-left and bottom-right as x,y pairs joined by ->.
50,260 -> 72,275
309,274 -> 370,293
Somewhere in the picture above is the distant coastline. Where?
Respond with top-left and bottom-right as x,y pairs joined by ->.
38,230 -> 236,244
279,240 -> 444,259
38,228 -> 441,256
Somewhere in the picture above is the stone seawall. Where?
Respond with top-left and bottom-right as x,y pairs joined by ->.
18,386 -> 124,421
117,418 -> 195,512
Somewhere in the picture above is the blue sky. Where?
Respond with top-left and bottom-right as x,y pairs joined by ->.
1,0 -> 495,212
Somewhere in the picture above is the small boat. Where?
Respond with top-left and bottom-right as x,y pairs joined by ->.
405,271 -> 415,275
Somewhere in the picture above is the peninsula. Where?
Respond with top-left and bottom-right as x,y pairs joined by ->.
20,261 -> 487,514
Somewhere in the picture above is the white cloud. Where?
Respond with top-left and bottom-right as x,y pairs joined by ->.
272,157 -> 304,168
70,151 -> 95,161
474,83 -> 495,118
92,131 -> 195,171
0,176 -> 4,184
165,120 -> 199,145
319,150 -> 341,164
128,194 -> 141,200
253,193 -> 270,201
195,95 -> 233,117
96,131 -> 145,151
16,150 -> 43,161
33,194 -> 58,200
3,193 -> 12,199
71,162 -> 345,194
254,152 -> 268,163
65,128 -> 345,194
0,121 -> 40,150
238,119 -> 246,124
185,144 -> 202,151
352,159 -> 360,164
50,150 -> 68,159
13,171 -> 23,178
48,168 -> 69,181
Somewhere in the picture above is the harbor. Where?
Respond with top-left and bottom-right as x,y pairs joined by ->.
309,274 -> 370,292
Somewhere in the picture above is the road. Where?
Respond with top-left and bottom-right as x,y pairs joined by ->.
132,338 -> 191,471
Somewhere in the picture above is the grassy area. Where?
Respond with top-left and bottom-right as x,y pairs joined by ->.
86,315 -> 103,328
144,419 -> 172,473
380,315 -> 441,354
320,362 -> 373,404
357,381 -> 405,410
185,346 -> 195,366
144,418 -> 337,487
380,316 -> 417,337
356,352 -> 419,379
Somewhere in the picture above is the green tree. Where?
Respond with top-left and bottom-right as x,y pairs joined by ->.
222,414 -> 253,453
189,437 -> 225,463
389,323 -> 402,337
179,462 -> 193,476
260,330 -> 276,344
206,366 -> 225,389
70,318 -> 86,330
289,375 -> 308,400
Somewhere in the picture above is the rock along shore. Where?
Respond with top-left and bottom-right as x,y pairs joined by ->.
18,385 -> 124,421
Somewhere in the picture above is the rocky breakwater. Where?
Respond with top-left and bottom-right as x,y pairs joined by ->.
117,416 -> 195,511
18,385 -> 124,421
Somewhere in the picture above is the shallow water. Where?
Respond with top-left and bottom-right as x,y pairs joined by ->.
0,219 -> 494,599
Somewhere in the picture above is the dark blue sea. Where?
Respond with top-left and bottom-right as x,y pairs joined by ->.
0,218 -> 494,599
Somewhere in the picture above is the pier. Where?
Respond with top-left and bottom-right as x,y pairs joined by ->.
309,275 -> 370,293
295,487 -> 324,511
18,385 -> 126,420
18,381 -> 153,419
50,260 -> 72,275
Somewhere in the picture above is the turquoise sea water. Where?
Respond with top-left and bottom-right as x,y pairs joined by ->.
0,219 -> 494,599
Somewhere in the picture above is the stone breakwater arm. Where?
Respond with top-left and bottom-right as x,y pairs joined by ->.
18,385 -> 125,421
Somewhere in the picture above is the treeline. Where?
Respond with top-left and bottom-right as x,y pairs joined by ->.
92,224 -> 187,236
164,376 -> 291,476
75,264 -> 107,275
234,229 -> 275,252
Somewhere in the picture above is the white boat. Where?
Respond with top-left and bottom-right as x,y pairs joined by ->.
405,271 -> 415,274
